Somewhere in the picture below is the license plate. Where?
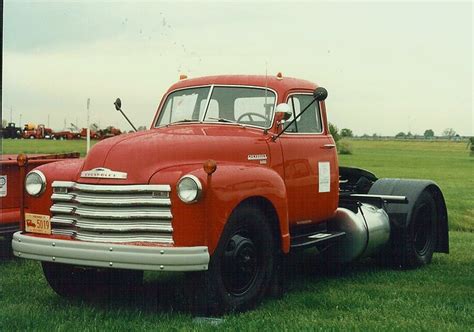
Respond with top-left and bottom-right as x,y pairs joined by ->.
25,213 -> 51,235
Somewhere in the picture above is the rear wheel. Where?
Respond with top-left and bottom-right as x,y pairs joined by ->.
187,205 -> 275,315
42,262 -> 143,299
396,191 -> 438,268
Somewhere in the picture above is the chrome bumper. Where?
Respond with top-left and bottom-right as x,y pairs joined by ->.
12,232 -> 209,272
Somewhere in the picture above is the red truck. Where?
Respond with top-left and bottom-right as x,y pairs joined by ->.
12,75 -> 448,314
22,124 -> 54,139
1,153 -> 80,256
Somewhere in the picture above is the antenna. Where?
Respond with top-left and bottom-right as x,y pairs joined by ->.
264,61 -> 268,105
86,98 -> 91,154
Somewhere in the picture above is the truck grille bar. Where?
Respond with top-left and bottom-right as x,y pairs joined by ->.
50,181 -> 173,244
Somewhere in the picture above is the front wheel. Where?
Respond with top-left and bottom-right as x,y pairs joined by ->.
187,205 -> 276,315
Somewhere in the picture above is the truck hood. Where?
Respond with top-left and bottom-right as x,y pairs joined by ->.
79,125 -> 271,184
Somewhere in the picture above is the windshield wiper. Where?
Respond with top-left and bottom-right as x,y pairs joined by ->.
208,117 -> 240,124
174,119 -> 194,123
167,119 -> 196,125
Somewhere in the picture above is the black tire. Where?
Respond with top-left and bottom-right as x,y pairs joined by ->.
395,191 -> 438,269
42,262 -> 143,299
0,234 -> 13,259
187,205 -> 276,315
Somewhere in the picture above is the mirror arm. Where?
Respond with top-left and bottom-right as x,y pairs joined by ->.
272,98 -> 317,141
118,109 -> 138,132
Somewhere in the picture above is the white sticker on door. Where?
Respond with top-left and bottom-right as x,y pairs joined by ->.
0,175 -> 7,197
318,162 -> 330,193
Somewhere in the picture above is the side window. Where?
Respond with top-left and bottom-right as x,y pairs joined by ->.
286,94 -> 322,133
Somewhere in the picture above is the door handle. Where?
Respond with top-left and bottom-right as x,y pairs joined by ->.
322,144 -> 336,149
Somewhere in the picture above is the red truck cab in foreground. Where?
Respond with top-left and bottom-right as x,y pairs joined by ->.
12,75 -> 448,314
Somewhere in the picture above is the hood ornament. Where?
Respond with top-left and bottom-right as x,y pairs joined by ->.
81,167 -> 127,179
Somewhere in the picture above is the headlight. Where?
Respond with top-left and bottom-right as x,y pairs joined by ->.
177,175 -> 202,204
25,170 -> 46,196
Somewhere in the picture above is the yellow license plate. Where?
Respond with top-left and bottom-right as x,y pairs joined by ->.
25,213 -> 51,235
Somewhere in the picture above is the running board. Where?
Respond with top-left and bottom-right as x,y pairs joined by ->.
290,231 -> 346,250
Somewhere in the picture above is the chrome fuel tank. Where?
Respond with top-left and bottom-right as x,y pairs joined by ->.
327,204 -> 390,263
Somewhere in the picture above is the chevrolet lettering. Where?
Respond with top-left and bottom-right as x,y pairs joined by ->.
80,167 -> 127,179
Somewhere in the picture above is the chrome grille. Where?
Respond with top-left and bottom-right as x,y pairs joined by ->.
50,181 -> 173,244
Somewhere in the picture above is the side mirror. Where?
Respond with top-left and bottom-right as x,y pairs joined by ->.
114,98 -> 122,111
313,87 -> 328,101
275,103 -> 292,121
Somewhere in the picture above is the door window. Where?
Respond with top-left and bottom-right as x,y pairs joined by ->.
286,94 -> 323,133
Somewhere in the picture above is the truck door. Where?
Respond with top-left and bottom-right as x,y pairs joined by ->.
279,93 -> 338,225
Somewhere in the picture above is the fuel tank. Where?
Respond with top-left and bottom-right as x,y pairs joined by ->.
327,204 -> 390,263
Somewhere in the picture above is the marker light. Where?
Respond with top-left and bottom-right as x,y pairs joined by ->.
276,72 -> 283,80
25,170 -> 46,197
17,153 -> 28,167
177,175 -> 202,204
203,160 -> 217,175
179,74 -> 188,80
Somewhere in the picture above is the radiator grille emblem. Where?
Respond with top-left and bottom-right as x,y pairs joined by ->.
81,167 -> 127,179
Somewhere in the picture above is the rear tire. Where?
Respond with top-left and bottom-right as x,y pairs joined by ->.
42,262 -> 143,299
187,205 -> 275,315
393,191 -> 438,268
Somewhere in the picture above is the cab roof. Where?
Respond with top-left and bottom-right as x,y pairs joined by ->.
167,75 -> 318,95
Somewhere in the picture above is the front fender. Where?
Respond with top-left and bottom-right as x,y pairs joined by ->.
204,164 -> 289,254
150,163 -> 290,254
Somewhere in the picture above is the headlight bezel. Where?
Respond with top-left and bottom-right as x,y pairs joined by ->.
25,170 -> 47,197
176,174 -> 202,204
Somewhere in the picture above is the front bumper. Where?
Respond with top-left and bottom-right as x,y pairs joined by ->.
12,232 -> 209,272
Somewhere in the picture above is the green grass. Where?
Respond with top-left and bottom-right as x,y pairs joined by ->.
1,139 -> 473,330
338,140 -> 473,232
1,232 -> 472,331
1,138 -> 96,157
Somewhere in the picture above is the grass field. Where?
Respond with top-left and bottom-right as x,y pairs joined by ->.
1,139 -> 473,330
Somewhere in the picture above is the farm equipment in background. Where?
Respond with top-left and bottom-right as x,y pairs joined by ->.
96,125 -> 122,139
70,123 -> 100,139
0,123 -> 22,139
22,124 -> 54,139
51,129 -> 78,140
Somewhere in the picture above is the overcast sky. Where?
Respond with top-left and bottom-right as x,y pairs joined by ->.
3,1 -> 473,136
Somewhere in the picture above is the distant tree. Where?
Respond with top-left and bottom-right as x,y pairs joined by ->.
395,132 -> 406,139
467,137 -> 474,156
443,128 -> 456,139
329,123 -> 340,143
340,128 -> 353,138
137,126 -> 147,131
424,129 -> 435,139
372,133 -> 379,139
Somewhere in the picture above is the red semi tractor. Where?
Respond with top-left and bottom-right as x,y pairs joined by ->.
12,75 -> 448,314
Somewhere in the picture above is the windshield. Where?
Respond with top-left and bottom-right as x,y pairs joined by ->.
155,86 -> 276,128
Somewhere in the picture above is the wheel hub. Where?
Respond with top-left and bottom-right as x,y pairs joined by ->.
222,234 -> 258,295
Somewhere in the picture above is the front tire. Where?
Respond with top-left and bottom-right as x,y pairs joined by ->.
188,205 -> 275,315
